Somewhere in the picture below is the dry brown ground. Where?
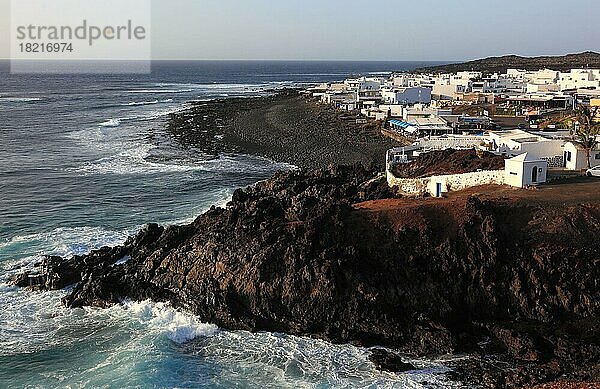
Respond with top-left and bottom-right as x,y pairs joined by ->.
354,179 -> 600,213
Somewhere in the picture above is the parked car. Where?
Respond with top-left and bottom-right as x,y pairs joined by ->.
586,166 -> 600,177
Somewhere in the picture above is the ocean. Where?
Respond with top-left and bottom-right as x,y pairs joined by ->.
0,60 -> 461,388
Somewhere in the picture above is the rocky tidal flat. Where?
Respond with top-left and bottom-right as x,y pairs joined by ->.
165,90 -> 401,170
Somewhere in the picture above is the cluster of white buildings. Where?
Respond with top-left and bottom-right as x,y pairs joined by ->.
305,67 -> 599,195
306,67 -> 600,137
386,128 -> 600,195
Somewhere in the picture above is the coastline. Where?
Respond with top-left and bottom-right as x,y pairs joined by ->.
11,166 -> 600,388
9,90 -> 600,388
166,89 -> 403,170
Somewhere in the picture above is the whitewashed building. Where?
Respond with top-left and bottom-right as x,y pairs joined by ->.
488,130 -> 565,167
563,141 -> 600,170
504,153 -> 548,188
559,69 -> 600,91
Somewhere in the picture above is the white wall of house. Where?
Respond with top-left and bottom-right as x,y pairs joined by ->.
518,140 -> 564,160
432,84 -> 464,100
559,69 -> 600,91
527,83 -> 560,93
504,154 -> 548,188
563,142 -> 600,170
506,69 -> 527,80
530,69 -> 559,85
329,83 -> 347,92
489,130 -> 564,160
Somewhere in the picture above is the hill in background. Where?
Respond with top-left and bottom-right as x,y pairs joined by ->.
412,51 -> 600,74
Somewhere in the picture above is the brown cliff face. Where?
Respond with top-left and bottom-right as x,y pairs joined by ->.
12,167 -> 600,387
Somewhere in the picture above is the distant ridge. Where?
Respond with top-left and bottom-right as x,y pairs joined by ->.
412,51 -> 600,74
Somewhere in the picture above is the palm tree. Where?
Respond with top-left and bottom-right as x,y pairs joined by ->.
573,105 -> 600,169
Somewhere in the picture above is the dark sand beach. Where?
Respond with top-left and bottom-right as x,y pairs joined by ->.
166,90 -> 403,169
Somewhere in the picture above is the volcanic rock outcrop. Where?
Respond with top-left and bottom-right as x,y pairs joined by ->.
12,165 -> 600,387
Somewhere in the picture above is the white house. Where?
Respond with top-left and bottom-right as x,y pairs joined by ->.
530,69 -> 559,85
506,68 -> 527,81
488,130 -> 564,166
504,153 -> 548,188
563,141 -> 600,170
526,83 -> 560,93
559,69 -> 600,91
432,83 -> 466,100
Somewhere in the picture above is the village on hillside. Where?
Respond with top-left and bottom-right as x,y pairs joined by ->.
304,67 -> 600,197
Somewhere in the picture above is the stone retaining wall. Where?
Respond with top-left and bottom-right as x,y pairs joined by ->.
387,170 -> 506,196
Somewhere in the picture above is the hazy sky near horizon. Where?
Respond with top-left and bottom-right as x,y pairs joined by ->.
0,0 -> 598,61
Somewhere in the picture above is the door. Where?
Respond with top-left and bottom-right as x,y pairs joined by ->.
532,166 -> 538,183
436,183 -> 442,198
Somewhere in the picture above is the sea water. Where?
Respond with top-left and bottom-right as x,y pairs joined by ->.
0,60 -> 461,388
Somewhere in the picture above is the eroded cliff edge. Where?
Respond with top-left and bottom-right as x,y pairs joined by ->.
13,166 -> 600,387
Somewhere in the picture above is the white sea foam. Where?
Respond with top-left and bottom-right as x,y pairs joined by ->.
0,226 -> 131,279
188,330 -> 463,388
169,188 -> 235,226
0,97 -> 43,103
0,217 -> 460,388
120,300 -> 219,343
196,154 -> 297,174
0,243 -> 462,388
156,82 -> 262,90
99,118 -> 122,127
71,143 -> 208,176
70,140 -> 294,177
134,105 -> 191,121
190,98 -> 215,102
96,104 -> 189,130
127,89 -> 193,94
154,82 -> 292,96
121,100 -> 160,106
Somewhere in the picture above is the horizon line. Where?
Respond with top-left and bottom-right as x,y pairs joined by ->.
0,50 -> 596,63
0,58 -> 454,62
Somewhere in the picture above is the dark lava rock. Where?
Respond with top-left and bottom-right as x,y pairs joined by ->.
391,149 -> 506,179
369,349 -> 416,372
12,164 -> 600,388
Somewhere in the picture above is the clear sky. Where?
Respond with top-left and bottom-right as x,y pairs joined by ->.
0,0 -> 598,61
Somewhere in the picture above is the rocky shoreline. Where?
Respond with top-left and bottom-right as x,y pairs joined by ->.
165,89 -> 402,170
11,163 -> 600,388
10,92 -> 600,387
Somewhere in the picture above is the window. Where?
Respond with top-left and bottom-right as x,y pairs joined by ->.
595,153 -> 600,160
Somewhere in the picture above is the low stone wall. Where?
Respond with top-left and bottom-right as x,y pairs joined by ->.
387,170 -> 506,196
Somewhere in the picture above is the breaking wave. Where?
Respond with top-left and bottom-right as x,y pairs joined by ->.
120,301 -> 220,344
99,118 -> 122,127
